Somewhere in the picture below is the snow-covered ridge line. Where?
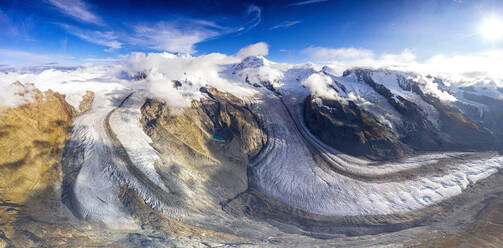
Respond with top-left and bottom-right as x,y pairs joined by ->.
282,94 -> 473,177
250,89 -> 503,216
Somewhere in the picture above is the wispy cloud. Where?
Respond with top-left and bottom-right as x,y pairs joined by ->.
0,49 -> 75,66
129,20 -> 221,54
85,57 -> 120,63
128,5 -> 262,54
59,24 -> 122,51
301,46 -> 375,61
0,9 -> 19,36
239,5 -> 262,32
289,0 -> 328,7
46,0 -> 103,25
48,2 -> 261,54
270,20 -> 301,30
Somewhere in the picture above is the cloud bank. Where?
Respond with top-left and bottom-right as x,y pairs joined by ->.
1,42 -> 502,113
301,46 -> 503,83
0,43 -> 268,110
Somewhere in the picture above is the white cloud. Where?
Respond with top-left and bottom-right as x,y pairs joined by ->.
0,49 -> 75,66
47,0 -> 103,25
129,21 -> 219,54
59,24 -> 122,51
379,49 -> 417,64
289,0 -> 328,7
302,46 -> 375,61
4,42 -> 501,112
237,42 -> 269,58
421,50 -> 503,81
116,51 -> 256,107
303,45 -> 503,84
126,4 -> 262,54
46,1 -> 261,54
85,58 -> 120,63
301,73 -> 338,100
270,20 -> 302,30
0,82 -> 36,111
0,42 -> 269,109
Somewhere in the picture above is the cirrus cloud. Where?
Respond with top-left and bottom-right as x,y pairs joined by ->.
289,0 -> 328,7
129,21 -> 221,54
46,0 -> 103,25
270,20 -> 302,30
58,23 -> 122,51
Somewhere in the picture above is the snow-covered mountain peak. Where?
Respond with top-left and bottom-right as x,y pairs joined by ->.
232,56 -> 269,70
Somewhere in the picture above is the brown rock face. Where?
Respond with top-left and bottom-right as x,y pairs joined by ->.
78,90 -> 95,113
139,86 -> 266,216
304,95 -> 410,160
141,87 -> 266,162
305,69 -> 500,160
0,84 -> 75,247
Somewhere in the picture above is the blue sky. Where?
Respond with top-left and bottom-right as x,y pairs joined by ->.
0,0 -> 502,66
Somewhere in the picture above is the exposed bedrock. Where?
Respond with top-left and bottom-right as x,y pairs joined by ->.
304,95 -> 410,160
0,85 -> 113,247
455,90 -> 503,140
305,69 -> 500,160
139,87 -> 267,217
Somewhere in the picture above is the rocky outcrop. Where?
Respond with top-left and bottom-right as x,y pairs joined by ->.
455,91 -> 503,141
304,96 -> 410,160
305,69 -> 500,160
141,87 -> 266,162
139,87 -> 266,216
78,90 -> 94,113
393,73 -> 497,151
0,84 -> 75,247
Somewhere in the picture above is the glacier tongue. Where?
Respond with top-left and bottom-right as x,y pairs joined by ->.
65,92 -> 137,230
108,92 -> 169,194
250,90 -> 503,216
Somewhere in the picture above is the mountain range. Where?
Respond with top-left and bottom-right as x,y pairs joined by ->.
1,55 -> 502,247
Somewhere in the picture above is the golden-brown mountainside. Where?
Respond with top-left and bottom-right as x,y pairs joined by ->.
142,87 -> 265,161
0,85 -> 106,247
0,84 -> 72,247
140,87 -> 266,214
